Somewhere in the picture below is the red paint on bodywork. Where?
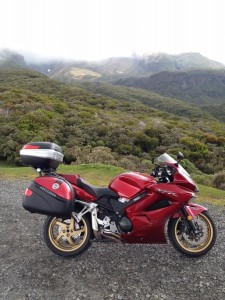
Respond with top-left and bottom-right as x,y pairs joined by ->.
109,172 -> 156,198
121,194 -> 183,244
35,176 -> 73,201
60,174 -> 96,201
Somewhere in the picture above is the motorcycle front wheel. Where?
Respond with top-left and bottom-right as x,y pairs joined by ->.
43,214 -> 91,257
168,211 -> 217,257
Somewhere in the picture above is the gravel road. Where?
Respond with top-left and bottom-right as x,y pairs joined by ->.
0,180 -> 225,300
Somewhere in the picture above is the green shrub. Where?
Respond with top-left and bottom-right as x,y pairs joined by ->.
212,171 -> 225,190
192,174 -> 213,187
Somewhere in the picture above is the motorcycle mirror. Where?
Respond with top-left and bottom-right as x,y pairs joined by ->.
177,151 -> 184,161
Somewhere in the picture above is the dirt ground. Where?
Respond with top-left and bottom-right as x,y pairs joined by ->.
0,180 -> 225,300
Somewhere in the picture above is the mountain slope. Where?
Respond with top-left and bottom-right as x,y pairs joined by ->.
1,69 -> 225,175
114,69 -> 225,107
79,81 -> 213,119
0,69 -> 172,165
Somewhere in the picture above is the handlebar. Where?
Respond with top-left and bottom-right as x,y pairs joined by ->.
151,165 -> 175,183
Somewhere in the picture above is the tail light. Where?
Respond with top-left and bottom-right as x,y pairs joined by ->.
22,145 -> 41,149
25,188 -> 33,196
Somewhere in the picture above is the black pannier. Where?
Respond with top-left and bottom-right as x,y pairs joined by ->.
23,176 -> 74,217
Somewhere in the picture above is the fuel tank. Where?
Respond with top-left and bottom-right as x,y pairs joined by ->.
109,172 -> 156,199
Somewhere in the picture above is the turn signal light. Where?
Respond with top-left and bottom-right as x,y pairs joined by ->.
187,215 -> 193,221
25,188 -> 33,197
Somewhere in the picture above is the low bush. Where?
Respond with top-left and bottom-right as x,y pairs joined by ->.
212,171 -> 225,190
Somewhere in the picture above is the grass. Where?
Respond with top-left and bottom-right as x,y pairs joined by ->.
57,164 -> 125,185
197,184 -> 225,206
0,162 -> 224,206
0,162 -> 125,185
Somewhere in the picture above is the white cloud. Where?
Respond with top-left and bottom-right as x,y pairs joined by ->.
0,0 -> 225,63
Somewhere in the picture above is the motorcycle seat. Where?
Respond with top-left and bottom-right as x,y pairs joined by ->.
76,177 -> 118,199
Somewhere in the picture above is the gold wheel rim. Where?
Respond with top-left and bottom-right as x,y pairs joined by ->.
174,213 -> 213,253
48,216 -> 88,252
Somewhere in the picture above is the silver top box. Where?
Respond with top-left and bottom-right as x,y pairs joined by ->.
20,149 -> 64,162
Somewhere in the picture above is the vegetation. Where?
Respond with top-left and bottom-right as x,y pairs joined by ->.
197,184 -> 225,206
114,69 -> 225,121
78,81 -> 225,176
79,81 -> 212,118
0,68 -> 225,189
212,171 -> 225,190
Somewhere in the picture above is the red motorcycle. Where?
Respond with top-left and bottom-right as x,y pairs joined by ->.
20,142 -> 217,258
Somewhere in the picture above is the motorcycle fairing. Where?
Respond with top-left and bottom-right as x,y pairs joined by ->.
151,182 -> 195,203
121,199 -> 183,244
122,203 -> 208,244
119,181 -> 197,244
109,172 -> 156,198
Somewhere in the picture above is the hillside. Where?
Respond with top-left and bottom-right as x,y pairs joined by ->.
114,69 -> 225,104
0,68 -> 172,169
79,81 -> 212,119
1,69 -> 225,177
114,69 -> 225,120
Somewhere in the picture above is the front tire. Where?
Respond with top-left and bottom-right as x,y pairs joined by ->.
168,211 -> 217,257
44,214 -> 91,257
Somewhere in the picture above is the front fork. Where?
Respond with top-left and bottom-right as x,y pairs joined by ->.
181,207 -> 197,232
173,203 -> 207,232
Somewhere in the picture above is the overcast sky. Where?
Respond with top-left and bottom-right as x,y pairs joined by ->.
0,0 -> 225,63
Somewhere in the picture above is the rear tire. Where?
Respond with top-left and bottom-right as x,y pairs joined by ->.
168,211 -> 217,257
44,214 -> 92,257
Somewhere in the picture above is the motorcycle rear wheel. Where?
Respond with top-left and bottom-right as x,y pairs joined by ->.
43,214 -> 91,257
168,211 -> 217,257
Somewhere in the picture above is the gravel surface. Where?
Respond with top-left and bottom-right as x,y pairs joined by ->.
0,180 -> 225,300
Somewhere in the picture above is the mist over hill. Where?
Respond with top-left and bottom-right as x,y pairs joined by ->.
30,52 -> 225,82
1,49 -> 224,79
0,49 -> 26,69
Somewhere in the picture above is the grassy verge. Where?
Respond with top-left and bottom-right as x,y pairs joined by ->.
0,162 -> 224,206
57,164 -> 125,185
0,162 -> 125,185
197,184 -> 225,206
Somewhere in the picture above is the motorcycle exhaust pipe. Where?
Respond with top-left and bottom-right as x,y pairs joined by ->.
102,231 -> 122,243
93,229 -> 122,243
